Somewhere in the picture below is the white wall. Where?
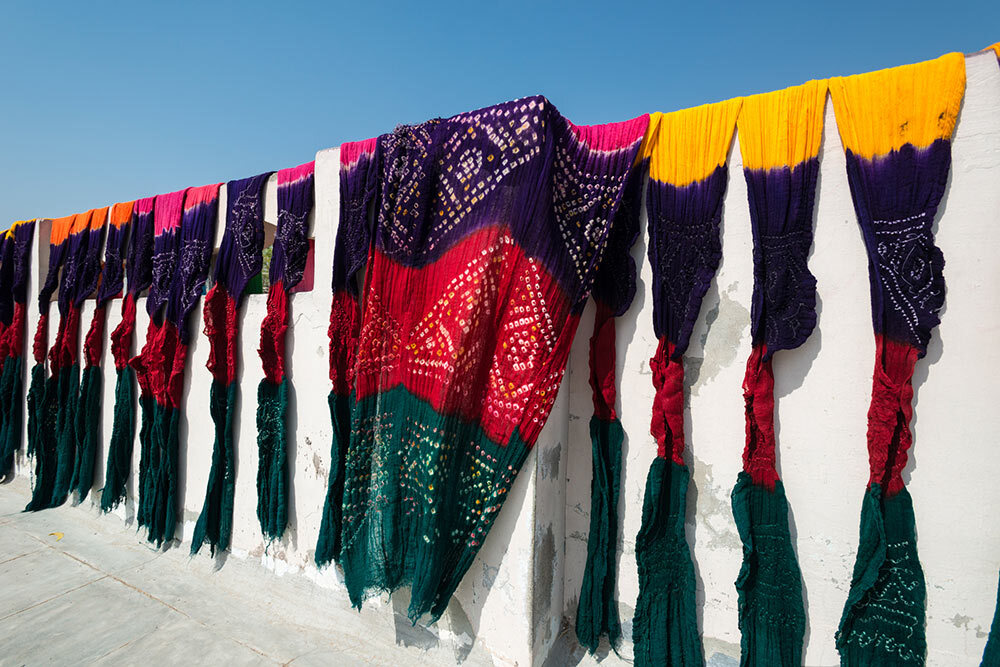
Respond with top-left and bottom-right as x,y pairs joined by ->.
9,50 -> 1000,666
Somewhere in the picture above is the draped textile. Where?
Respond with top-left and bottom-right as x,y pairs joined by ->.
730,80 -> 826,667
318,96 -> 649,624
633,99 -> 742,667
0,220 -> 35,477
830,52 -> 965,666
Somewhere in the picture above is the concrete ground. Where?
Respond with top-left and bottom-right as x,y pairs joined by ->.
0,476 -> 500,667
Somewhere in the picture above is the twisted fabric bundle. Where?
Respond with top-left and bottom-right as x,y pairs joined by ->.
632,99 -> 742,667
0,220 -> 35,478
318,97 -> 649,624
257,161 -> 314,542
192,172 -> 272,556
730,80 -> 826,667
829,53 -> 965,666
101,197 -> 154,511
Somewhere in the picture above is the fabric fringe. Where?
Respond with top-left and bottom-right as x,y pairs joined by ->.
101,367 -> 136,512
731,472 -> 805,666
192,381 -> 237,555
632,457 -> 703,667
24,362 -> 57,511
136,394 -> 154,525
576,415 -> 624,654
982,571 -> 1000,666
0,355 -> 23,477
138,401 -> 180,547
72,365 -> 103,502
836,485 -> 926,665
50,363 -> 80,507
315,390 -> 350,568
256,376 -> 288,542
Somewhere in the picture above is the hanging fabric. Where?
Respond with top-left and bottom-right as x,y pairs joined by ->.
257,161 -> 314,542
632,98 -> 742,667
829,52 -> 965,666
0,220 -> 36,478
192,172 -> 272,556
730,80 -> 826,666
317,97 -> 649,624
102,197 -> 154,511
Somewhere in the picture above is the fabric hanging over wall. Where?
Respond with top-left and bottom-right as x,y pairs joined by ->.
829,52 -> 965,666
131,185 -> 220,546
317,96 -> 649,624
257,161 -> 314,542
102,196 -> 154,511
192,172 -> 272,556
632,98 -> 742,667
730,80 -> 826,667
0,220 -> 36,478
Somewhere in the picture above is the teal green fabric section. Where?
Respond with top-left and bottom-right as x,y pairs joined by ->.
315,390 -> 349,568
837,485 -> 926,665
731,472 -> 805,667
982,571 -> 1000,666
632,457 -> 703,667
0,355 -> 24,477
138,401 -> 180,547
72,365 -> 102,502
101,367 -> 136,512
256,377 -> 288,542
25,362 -> 57,511
50,362 -> 80,507
576,415 -> 624,654
192,381 -> 237,555
136,394 -> 154,525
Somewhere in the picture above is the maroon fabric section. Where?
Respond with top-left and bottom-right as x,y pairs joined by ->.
130,319 -> 188,408
203,284 -> 238,386
742,344 -> 779,490
32,312 -> 49,364
867,334 -> 918,497
0,302 -> 27,361
111,294 -> 137,371
84,305 -> 106,368
649,338 -> 685,464
130,320 -> 159,398
328,289 -> 360,396
48,305 -> 81,373
258,282 -> 288,385
588,301 -> 618,421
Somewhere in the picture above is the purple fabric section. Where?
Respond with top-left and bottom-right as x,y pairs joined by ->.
647,165 -> 729,356
166,193 -> 219,343
97,218 -> 132,306
38,236 -> 67,310
271,168 -> 315,289
215,172 -> 273,301
844,141 -> 950,355
334,146 -> 379,295
58,226 -> 93,315
744,157 -> 819,358
74,222 -> 107,308
148,226 -> 180,319
591,162 -> 644,315
127,198 -> 156,299
0,234 -> 14,326
11,221 -> 35,306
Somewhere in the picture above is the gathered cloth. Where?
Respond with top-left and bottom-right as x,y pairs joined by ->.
317,96 -> 649,624
0,220 -> 36,478
102,197 -> 155,511
130,185 -> 220,546
730,80 -> 826,667
632,99 -> 742,667
192,172 -> 273,556
257,161 -> 314,542
829,52 -> 965,666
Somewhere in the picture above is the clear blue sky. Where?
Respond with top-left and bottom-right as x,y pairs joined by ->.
1,1 -> 995,226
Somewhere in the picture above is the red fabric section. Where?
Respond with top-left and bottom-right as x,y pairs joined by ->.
83,305 -> 106,368
588,301 -> 618,421
32,312 -> 49,364
203,285 -> 238,385
650,338 -> 685,464
0,302 -> 27,361
329,289 -> 360,395
742,344 -> 779,490
130,320 -> 159,398
867,334 -> 918,497
130,319 -> 188,408
111,294 -> 137,371
48,305 -> 81,373
0,323 -> 7,370
259,282 -> 288,385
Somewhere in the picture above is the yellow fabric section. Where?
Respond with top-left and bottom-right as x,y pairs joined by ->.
738,80 -> 828,171
49,215 -> 75,245
829,52 -> 966,159
641,97 -> 743,187
988,42 -> 1000,60
5,219 -> 34,239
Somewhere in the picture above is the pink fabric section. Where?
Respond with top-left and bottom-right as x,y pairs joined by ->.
278,161 -> 315,186
154,189 -> 188,235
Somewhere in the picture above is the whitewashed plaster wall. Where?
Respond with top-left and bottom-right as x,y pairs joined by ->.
7,50 -> 1000,666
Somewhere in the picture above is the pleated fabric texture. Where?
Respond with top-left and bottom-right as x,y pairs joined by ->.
192,172 -> 273,556
730,80 -> 826,667
102,196 -> 155,511
632,99 -> 742,667
130,185 -> 219,546
829,52 -> 965,666
257,161 -> 314,542
0,220 -> 35,479
317,98 -> 650,625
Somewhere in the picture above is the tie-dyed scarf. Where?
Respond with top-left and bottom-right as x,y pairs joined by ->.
730,80 -> 826,666
0,220 -> 35,477
632,99 -> 742,667
192,172 -> 272,556
257,161 -> 314,542
318,96 -> 649,624
102,196 -> 154,511
829,53 -> 965,666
